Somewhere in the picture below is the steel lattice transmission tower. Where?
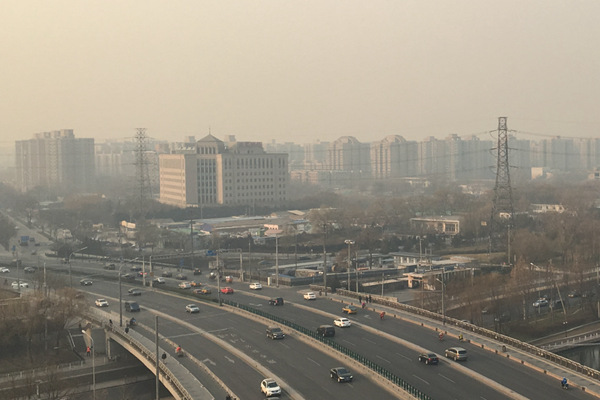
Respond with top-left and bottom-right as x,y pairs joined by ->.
489,117 -> 515,262
135,128 -> 151,218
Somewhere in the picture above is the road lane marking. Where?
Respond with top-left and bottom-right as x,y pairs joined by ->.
363,338 -> 377,345
412,375 -> 430,385
438,373 -> 455,383
396,353 -> 412,361
224,355 -> 235,363
307,357 -> 321,366
343,339 -> 355,346
376,355 -> 391,363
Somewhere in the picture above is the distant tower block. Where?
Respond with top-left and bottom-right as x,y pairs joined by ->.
489,117 -> 515,258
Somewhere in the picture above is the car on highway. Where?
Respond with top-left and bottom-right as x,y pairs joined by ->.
104,263 -> 116,270
317,325 -> 335,337
249,282 -> 262,290
0,267 -> 10,273
189,281 -> 202,287
444,347 -> 468,361
128,288 -> 142,296
220,287 -> 234,294
330,367 -> 353,382
130,266 -> 142,272
342,304 -> 358,314
153,277 -> 166,284
23,267 -> 36,273
138,271 -> 149,277
260,378 -> 281,397
79,279 -> 93,286
192,268 -> 202,275
266,326 -> 285,340
333,317 -> 351,328
161,271 -> 173,277
95,298 -> 109,307
418,353 -> 439,365
175,273 -> 188,280
533,299 -> 549,308
11,281 -> 28,289
125,301 -> 140,312
268,297 -> 284,306
185,304 -> 200,313
178,282 -> 192,289
121,273 -> 136,281
303,291 -> 316,300
568,291 -> 580,298
193,287 -> 211,295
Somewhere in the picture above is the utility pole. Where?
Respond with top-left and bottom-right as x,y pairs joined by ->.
322,223 -> 328,296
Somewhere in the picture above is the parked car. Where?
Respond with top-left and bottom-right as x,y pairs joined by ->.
342,305 -> 358,314
128,288 -> 142,296
0,267 -> 10,273
79,279 -> 93,286
303,291 -> 316,300
95,298 -> 109,307
23,267 -> 36,273
330,367 -> 353,382
260,378 -> 281,397
12,281 -> 28,289
125,301 -> 140,312
268,297 -> 284,306
185,304 -> 200,313
266,326 -> 285,340
104,263 -> 116,270
418,353 -> 439,365
444,347 -> 468,361
122,273 -> 136,281
225,275 -> 233,283
249,282 -> 262,290
334,317 -> 351,328
220,287 -> 234,294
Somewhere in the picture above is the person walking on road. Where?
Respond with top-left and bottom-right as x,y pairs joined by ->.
86,346 -> 91,357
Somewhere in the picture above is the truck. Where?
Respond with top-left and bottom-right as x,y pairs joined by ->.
20,236 -> 29,246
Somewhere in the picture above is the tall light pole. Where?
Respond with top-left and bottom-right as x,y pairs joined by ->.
68,246 -> 88,287
119,262 -> 123,327
345,240 -> 354,291
275,233 -> 279,288
81,330 -> 96,400
322,223 -> 327,296
436,271 -> 446,326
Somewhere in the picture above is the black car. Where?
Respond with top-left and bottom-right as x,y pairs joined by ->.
161,271 -> 173,277
104,263 -> 116,270
176,273 -> 188,280
418,353 -> 439,365
268,297 -> 284,306
130,266 -> 142,272
193,268 -> 202,275
330,367 -> 353,382
125,301 -> 140,312
79,279 -> 93,286
266,326 -> 285,340
122,273 -> 136,281
128,288 -> 142,296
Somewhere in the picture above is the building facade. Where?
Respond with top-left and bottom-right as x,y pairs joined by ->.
159,135 -> 288,208
15,129 -> 95,192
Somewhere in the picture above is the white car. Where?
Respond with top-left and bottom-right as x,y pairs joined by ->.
95,298 -> 109,307
178,282 -> 191,289
249,282 -> 262,290
260,378 -> 281,397
334,317 -> 351,328
153,277 -> 166,284
304,291 -> 316,300
185,304 -> 200,313
0,267 -> 9,273
11,281 -> 28,289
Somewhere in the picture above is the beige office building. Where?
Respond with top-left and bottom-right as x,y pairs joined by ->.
159,135 -> 288,208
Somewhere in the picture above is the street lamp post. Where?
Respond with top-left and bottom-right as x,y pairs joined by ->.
81,330 -> 96,400
322,223 -> 327,296
275,233 -> 279,288
118,262 -> 123,327
436,271 -> 446,326
345,240 -> 355,291
68,246 -> 88,287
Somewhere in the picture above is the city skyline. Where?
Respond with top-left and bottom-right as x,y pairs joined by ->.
2,1 -> 600,147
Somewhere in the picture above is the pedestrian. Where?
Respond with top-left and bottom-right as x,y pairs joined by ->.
358,295 -> 362,303
86,346 -> 91,357
368,294 -> 372,303
362,301 -> 366,309
109,319 -> 113,328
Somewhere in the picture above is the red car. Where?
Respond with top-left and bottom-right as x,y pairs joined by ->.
220,287 -> 234,294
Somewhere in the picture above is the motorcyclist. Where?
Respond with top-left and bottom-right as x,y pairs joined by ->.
561,377 -> 568,389
130,317 -> 136,326
458,333 -> 464,341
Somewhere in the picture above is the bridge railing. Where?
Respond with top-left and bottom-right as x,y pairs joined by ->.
86,309 -> 194,400
222,298 -> 431,400
336,289 -> 600,381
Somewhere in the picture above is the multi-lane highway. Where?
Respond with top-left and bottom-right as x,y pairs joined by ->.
2,248 -> 598,399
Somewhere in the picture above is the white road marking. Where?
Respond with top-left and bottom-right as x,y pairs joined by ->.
438,373 -> 455,383
363,338 -> 377,345
224,356 -> 235,363
396,353 -> 412,361
307,357 -> 321,366
202,358 -> 216,366
412,375 -> 430,385
343,339 -> 356,346
376,355 -> 391,363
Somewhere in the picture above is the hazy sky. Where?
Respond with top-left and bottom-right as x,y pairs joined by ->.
2,1 -> 600,146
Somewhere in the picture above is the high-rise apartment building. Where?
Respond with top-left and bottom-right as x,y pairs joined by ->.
15,129 -> 95,192
370,135 -> 418,179
159,135 -> 288,208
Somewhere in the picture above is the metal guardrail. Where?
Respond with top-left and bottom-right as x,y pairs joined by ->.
86,310 -> 194,400
336,289 -> 600,381
0,360 -> 85,382
221,298 -> 432,400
